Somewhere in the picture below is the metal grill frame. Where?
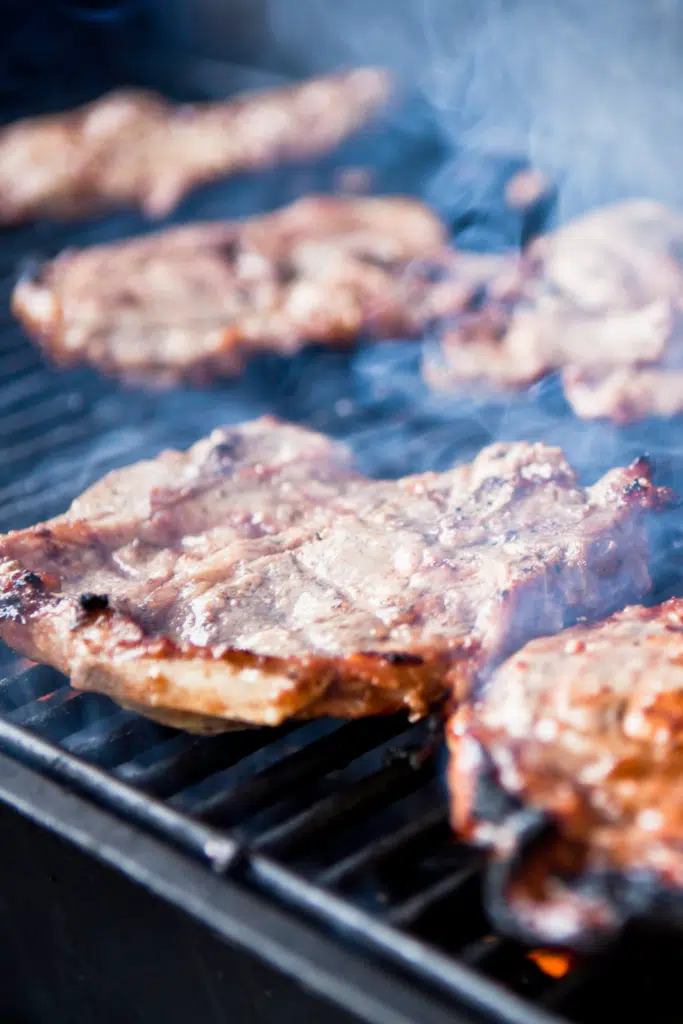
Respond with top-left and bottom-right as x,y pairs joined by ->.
1,10 -> 680,1024
0,711 -> 564,1024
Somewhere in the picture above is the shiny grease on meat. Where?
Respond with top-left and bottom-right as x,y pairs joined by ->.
13,195 -> 446,383
0,417 -> 665,731
0,69 -> 391,223
449,594 -> 683,947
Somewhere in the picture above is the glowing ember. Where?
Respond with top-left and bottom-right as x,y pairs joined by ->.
37,688 -> 80,703
527,950 -> 573,978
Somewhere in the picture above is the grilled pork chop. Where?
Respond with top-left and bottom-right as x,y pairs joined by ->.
449,597 -> 683,946
13,195 -> 446,383
0,418 -> 664,732
0,69 -> 390,224
427,200 -> 683,423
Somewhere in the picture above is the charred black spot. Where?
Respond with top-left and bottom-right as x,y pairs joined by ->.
218,238 -> 240,263
0,572 -> 50,622
118,288 -> 140,308
624,477 -> 649,496
22,572 -> 43,589
78,592 -> 109,613
362,651 -> 424,666
275,258 -> 298,285
206,433 -> 245,472
466,282 -> 490,312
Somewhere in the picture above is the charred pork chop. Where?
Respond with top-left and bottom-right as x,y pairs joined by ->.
427,200 -> 683,423
0,69 -> 390,223
12,195 -> 446,383
0,418 -> 665,732
449,597 -> 683,946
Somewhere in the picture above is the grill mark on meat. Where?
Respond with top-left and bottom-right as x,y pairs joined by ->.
448,596 -> 683,946
11,196 -> 447,384
0,70 -> 391,224
426,200 -> 683,423
0,417 -> 667,731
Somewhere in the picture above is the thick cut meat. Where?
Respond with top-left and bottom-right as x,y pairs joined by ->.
449,597 -> 683,946
0,417 -> 664,732
12,195 -> 445,383
427,200 -> 683,422
0,70 -> 390,223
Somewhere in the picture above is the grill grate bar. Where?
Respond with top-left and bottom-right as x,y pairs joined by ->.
249,854 -> 566,1024
191,716 -> 412,824
2,418 -> 97,466
10,683 -> 81,718
0,393 -> 83,439
0,712 -> 238,868
0,372 -> 52,412
60,709 -> 175,768
385,863 -> 484,928
318,805 -> 449,886
7,686 -> 108,737
116,727 -> 296,799
0,349 -> 42,379
459,935 -> 505,966
252,754 -> 435,856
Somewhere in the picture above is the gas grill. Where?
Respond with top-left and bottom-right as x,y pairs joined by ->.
3,3 -> 683,1023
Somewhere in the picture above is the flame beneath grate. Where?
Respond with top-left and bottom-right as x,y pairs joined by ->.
527,949 -> 574,979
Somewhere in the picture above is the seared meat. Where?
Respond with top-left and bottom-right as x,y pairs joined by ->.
0,70 -> 390,223
0,417 -> 664,732
427,200 -> 683,422
12,195 -> 446,383
449,597 -> 683,946
562,365 -> 683,424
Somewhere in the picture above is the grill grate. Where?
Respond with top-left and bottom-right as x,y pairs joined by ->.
1,64 -> 683,1024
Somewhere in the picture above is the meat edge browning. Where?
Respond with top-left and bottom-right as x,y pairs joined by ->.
11,195 -> 448,385
447,604 -> 683,947
9,270 -> 251,386
446,716 -> 673,948
0,563 -> 473,730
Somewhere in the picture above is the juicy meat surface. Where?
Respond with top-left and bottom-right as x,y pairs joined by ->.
12,195 -> 446,383
427,200 -> 683,422
448,597 -> 683,945
0,417 -> 664,731
0,70 -> 390,223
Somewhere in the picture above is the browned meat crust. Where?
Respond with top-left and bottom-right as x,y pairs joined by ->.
426,200 -> 683,423
448,596 -> 683,946
12,195 -> 446,383
0,70 -> 391,224
0,417 -> 664,732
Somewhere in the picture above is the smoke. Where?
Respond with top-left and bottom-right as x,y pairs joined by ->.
267,0 -> 683,222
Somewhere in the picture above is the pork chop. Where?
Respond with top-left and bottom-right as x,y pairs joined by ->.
449,597 -> 683,945
0,69 -> 390,223
427,200 -> 683,422
12,195 -> 446,383
0,417 -> 665,731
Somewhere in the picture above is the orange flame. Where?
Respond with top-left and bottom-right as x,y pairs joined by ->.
527,950 -> 573,978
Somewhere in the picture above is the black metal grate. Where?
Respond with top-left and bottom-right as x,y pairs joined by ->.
2,46 -> 683,1024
